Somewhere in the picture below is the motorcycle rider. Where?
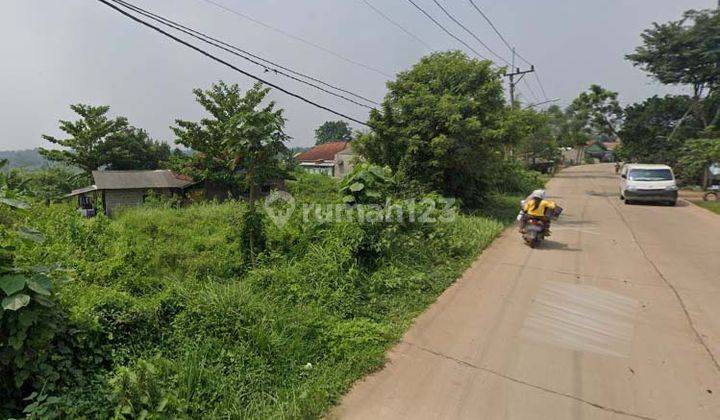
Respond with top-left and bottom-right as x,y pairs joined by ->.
518,189 -> 558,235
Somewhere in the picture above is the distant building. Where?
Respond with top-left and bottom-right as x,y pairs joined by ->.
585,139 -> 620,162
67,170 -> 197,216
295,141 -> 358,178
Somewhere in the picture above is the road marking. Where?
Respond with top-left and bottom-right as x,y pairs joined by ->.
521,281 -> 640,357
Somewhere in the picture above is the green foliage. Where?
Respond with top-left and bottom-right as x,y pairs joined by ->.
487,161 -> 546,195
678,138 -> 720,183
339,163 -> 393,205
627,9 -> 720,98
314,120 -> 353,144
39,104 -> 171,174
567,84 -> 623,139
7,174 -> 516,417
172,82 -> 289,198
356,51 -> 507,207
618,95 -> 706,166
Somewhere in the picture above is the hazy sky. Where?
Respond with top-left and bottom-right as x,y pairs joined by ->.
0,0 -> 716,151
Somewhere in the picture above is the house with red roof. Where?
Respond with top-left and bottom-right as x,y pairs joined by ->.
295,141 -> 358,178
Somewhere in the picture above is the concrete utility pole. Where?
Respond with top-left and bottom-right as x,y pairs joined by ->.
505,65 -> 535,108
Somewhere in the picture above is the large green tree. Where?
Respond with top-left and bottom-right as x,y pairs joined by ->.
40,105 -> 128,173
314,120 -> 353,144
627,8 -> 720,133
567,85 -> 624,140
40,104 -> 171,173
617,95 -> 705,166
355,51 -> 507,206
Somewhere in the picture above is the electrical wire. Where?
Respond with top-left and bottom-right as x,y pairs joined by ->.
94,0 -> 370,126
196,0 -> 393,78
466,0 -> 549,100
360,0 -> 432,50
522,78 -> 539,102
467,0 -> 531,66
403,0 -> 488,60
430,0 -> 511,66
110,0 -> 378,108
534,71 -> 549,101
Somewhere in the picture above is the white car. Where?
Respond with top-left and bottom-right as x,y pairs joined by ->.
620,164 -> 678,206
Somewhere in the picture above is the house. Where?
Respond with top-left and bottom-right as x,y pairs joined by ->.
296,141 -> 358,178
585,139 -> 620,162
67,170 -> 197,216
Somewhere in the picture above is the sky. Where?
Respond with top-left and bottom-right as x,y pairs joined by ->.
0,0 -> 716,151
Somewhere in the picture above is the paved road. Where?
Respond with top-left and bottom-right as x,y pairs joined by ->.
334,164 -> 720,420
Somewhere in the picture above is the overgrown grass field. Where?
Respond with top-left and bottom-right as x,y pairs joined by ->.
8,174 -> 522,418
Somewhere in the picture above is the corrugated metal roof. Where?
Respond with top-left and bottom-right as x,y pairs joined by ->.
296,141 -> 349,162
91,170 -> 196,190
65,185 -> 98,197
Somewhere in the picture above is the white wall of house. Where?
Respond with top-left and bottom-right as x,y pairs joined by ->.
103,189 -> 145,216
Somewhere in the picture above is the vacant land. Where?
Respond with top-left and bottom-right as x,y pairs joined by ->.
7,174 -> 522,418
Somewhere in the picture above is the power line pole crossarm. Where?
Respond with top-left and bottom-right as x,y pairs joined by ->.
505,65 -> 535,108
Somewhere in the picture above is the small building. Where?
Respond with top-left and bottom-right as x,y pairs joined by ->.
296,141 -> 358,178
67,170 -> 197,216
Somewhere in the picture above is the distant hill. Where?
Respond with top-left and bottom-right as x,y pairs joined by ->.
0,149 -> 49,169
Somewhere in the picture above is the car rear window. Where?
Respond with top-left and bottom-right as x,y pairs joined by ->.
628,169 -> 673,181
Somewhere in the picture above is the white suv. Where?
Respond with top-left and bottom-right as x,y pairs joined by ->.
620,164 -> 678,206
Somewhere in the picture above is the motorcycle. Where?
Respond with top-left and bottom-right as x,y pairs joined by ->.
519,206 -> 562,248
523,218 -> 547,248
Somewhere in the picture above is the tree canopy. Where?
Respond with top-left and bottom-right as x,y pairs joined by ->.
314,120 -> 353,144
40,104 -> 171,173
355,51 -> 507,206
567,85 -> 623,139
172,82 -> 289,199
617,95 -> 705,166
627,9 -> 720,99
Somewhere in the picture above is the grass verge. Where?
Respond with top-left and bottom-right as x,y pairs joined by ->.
693,200 -> 720,215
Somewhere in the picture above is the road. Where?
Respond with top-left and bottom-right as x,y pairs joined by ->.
333,164 -> 720,420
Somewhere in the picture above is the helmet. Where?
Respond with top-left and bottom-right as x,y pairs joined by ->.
530,189 -> 546,199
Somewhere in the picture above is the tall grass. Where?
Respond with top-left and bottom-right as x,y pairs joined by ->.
12,175 -> 519,418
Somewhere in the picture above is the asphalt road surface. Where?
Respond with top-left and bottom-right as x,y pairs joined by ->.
333,164 -> 720,420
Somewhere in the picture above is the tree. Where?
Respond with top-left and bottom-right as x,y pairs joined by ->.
355,51 -> 506,207
314,121 -> 353,144
627,9 -> 720,102
40,105 -> 129,173
40,104 -> 171,173
678,138 -> 720,185
617,95 -> 705,166
102,128 -> 172,170
568,85 -> 624,139
627,9 -> 720,132
172,82 -> 289,197
172,82 -> 289,263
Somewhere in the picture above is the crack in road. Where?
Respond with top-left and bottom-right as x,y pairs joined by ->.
598,182 -> 720,374
402,340 -> 657,420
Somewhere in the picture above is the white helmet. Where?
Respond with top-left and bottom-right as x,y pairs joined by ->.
530,189 -> 546,199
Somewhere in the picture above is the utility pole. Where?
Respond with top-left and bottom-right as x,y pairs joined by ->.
505,65 -> 535,108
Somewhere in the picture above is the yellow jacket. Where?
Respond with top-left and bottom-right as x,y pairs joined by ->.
523,199 -> 556,218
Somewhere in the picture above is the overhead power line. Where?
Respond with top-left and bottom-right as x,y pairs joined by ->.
466,0 -> 550,100
522,78 -> 539,102
403,0 -> 488,60
430,0 -> 511,66
533,72 -> 549,101
111,0 -> 378,109
360,0 -> 432,50
196,0 -> 393,79
95,0 -> 369,126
